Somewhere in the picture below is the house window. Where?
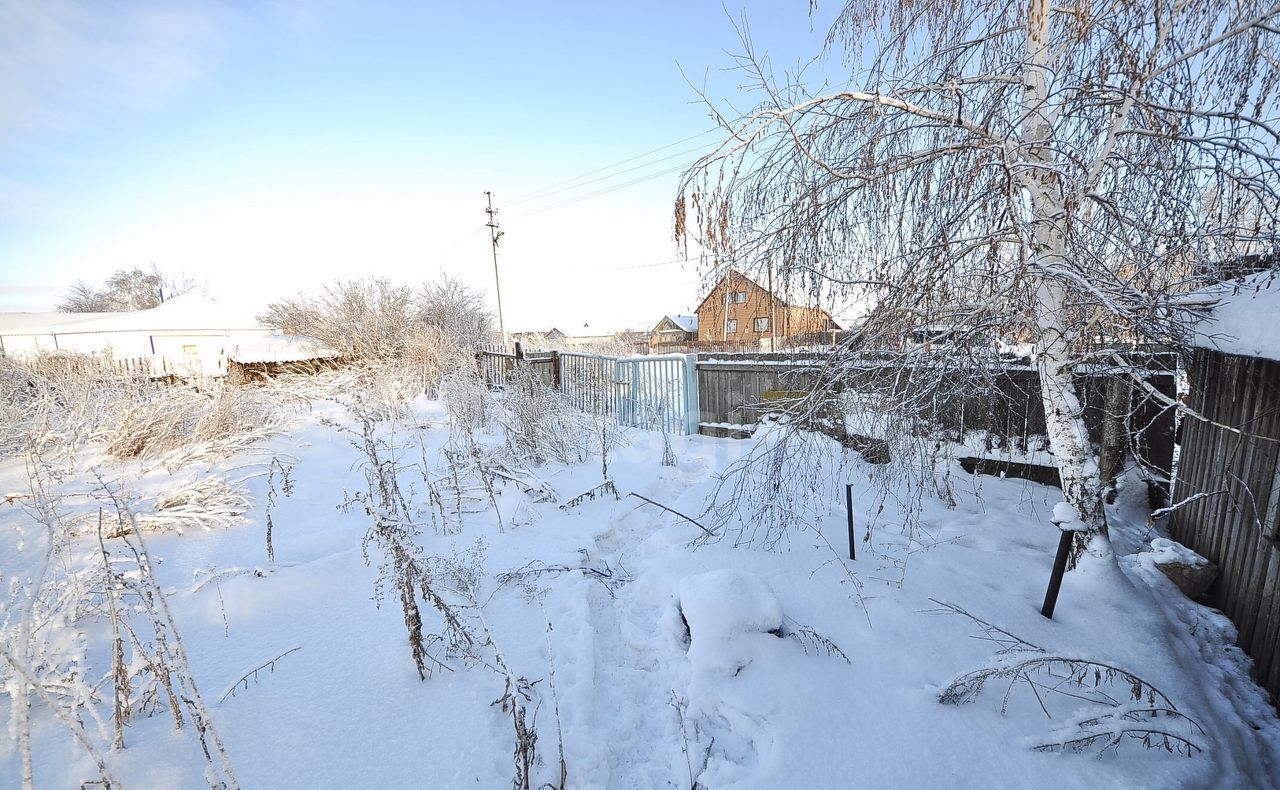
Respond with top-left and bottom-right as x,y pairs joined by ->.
734,291 -> 748,304
726,319 -> 738,333
754,317 -> 770,333
182,344 -> 198,355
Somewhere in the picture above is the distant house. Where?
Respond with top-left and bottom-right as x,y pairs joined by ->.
509,328 -> 568,349
0,294 -> 274,376
648,314 -> 698,348
695,269 -> 839,345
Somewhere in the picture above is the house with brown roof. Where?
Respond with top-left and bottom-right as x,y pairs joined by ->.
695,269 -> 839,346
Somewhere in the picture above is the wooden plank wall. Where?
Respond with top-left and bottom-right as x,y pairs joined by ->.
696,361 -> 822,426
696,357 -> 1177,482
1170,348 -> 1280,701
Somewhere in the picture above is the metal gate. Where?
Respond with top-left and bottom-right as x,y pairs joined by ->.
559,352 -> 699,435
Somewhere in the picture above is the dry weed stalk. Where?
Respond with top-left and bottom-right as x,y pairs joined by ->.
97,488 -> 241,788
1,454 -> 240,788
484,367 -> 591,467
341,410 -> 473,679
264,456 -> 295,562
218,646 -> 304,703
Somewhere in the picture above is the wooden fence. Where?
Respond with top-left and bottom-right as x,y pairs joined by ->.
1170,348 -> 1280,701
695,352 -> 1177,485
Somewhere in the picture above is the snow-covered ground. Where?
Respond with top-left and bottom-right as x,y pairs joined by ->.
3,388 -> 1280,789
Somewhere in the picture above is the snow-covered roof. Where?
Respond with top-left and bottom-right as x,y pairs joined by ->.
48,293 -> 265,334
0,311 -> 124,336
1186,269 -> 1280,362
667,314 -> 698,333
229,335 -> 340,364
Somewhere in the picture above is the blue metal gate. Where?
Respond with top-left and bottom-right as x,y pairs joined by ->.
559,352 -> 699,435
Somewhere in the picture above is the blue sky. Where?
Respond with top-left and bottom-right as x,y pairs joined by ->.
0,1 -> 841,331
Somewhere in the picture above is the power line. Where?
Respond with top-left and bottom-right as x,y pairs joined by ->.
508,127 -> 719,205
596,258 -> 690,272
507,142 -> 712,208
561,257 -> 692,275
435,223 -> 489,255
516,159 -> 696,219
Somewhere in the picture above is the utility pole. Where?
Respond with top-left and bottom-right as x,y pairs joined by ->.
485,191 -> 509,349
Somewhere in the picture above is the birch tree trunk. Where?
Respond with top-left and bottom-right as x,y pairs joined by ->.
1022,0 -> 1112,561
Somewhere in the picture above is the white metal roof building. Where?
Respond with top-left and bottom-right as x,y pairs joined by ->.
0,294 -> 274,376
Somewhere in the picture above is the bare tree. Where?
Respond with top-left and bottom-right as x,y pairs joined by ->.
261,278 -> 417,359
57,265 -> 195,312
260,275 -> 494,361
419,274 -> 495,350
56,279 -> 116,312
677,0 -> 1280,564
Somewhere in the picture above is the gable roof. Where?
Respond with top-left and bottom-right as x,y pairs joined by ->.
694,268 -> 844,328
669,314 -> 697,332
694,269 -> 777,315
512,327 -> 567,339
652,314 -> 698,333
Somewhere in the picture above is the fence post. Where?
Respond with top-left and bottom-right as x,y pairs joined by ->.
551,350 -> 561,390
1040,528 -> 1076,619
683,353 -> 700,435
514,341 -> 524,362
615,358 -> 632,427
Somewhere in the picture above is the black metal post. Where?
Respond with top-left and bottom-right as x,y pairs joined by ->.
1040,529 -> 1075,619
845,484 -> 856,561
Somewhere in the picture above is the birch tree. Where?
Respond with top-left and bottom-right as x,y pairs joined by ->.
678,0 -> 1280,563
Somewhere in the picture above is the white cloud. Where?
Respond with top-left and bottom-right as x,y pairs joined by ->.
0,0 -> 235,144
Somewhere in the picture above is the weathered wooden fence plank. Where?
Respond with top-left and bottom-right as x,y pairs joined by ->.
1171,347 -> 1280,705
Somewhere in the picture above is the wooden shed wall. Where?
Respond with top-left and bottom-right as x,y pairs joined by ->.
1170,348 -> 1280,700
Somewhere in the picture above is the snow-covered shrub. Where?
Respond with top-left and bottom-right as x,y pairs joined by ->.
259,274 -> 492,395
104,382 -> 287,466
489,367 -> 592,467
677,569 -> 784,675
0,353 -> 148,463
0,352 -> 293,472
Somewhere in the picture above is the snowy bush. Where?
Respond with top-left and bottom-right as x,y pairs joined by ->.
486,366 -> 593,467
259,274 -> 492,395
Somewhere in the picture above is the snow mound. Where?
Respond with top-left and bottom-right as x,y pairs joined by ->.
1148,537 -> 1211,568
1051,501 -> 1086,531
678,569 -> 783,642
677,569 -> 783,675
